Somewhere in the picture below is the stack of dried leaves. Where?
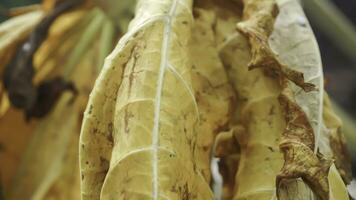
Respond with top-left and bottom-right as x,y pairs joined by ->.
80,0 -> 353,199
0,0 -> 353,200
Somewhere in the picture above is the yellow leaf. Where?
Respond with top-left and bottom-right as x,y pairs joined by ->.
215,0 -> 351,199
190,7 -> 234,182
80,0 -> 220,199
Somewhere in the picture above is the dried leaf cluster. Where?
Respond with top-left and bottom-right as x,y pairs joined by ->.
80,0 -> 352,199
0,0 -> 353,200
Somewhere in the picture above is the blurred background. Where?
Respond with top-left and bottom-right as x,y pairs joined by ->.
0,0 -> 38,19
1,0 -> 355,175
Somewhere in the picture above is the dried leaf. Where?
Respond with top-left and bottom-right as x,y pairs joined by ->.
237,0 -> 315,92
269,0 -> 325,156
277,87 -> 330,200
219,14 -> 284,200
193,3 -> 244,198
217,0 -> 350,199
80,0 -> 216,199
234,0 -> 331,198
190,7 -> 234,182
268,0 -> 349,199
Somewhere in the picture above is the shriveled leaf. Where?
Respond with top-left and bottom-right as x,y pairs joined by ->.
219,11 -> 284,200
193,2 -> 244,199
267,0 -> 350,199
237,0 -> 315,92
277,86 -> 330,200
189,8 -> 235,199
216,0 -> 350,199
234,0 -> 331,198
190,7 -> 234,182
211,1 -> 286,199
269,0 -> 324,154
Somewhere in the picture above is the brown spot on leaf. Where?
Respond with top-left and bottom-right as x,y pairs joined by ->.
268,146 -> 274,152
88,104 -> 93,114
100,156 -> 109,168
107,122 -> 114,145
182,185 -> 190,200
128,52 -> 139,96
269,105 -> 275,116
124,108 -> 134,134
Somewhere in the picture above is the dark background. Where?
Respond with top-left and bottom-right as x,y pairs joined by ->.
1,0 -> 356,175
313,0 -> 356,116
